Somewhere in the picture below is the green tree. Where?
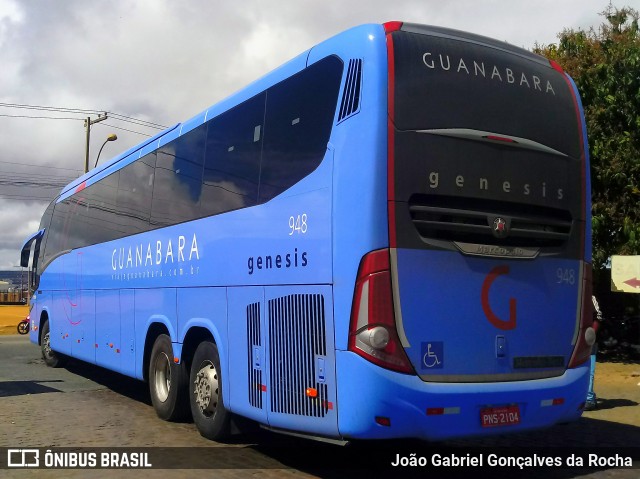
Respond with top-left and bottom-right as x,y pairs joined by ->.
535,4 -> 640,271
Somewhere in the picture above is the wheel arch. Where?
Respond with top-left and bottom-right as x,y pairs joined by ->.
38,310 -> 49,346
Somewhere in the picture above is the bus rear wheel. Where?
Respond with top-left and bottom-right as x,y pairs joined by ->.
41,321 -> 66,368
149,334 -> 189,421
189,341 -> 230,441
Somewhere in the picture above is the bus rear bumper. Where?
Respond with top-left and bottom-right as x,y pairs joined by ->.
335,351 -> 589,441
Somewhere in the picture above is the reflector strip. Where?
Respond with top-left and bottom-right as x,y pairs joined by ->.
375,416 -> 391,426
485,135 -> 516,143
426,407 -> 460,415
260,384 -> 267,392
541,398 -> 565,407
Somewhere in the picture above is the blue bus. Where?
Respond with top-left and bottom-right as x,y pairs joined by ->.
21,22 -> 593,442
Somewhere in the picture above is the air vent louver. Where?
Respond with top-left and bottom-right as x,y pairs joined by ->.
337,59 -> 363,123
268,294 -> 329,417
409,195 -> 572,248
247,302 -> 263,409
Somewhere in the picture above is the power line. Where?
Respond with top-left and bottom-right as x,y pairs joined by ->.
99,122 -> 152,137
106,112 -> 167,130
0,114 -> 84,121
0,102 -> 101,115
0,194 -> 55,201
0,159 -> 82,173
0,102 -> 168,129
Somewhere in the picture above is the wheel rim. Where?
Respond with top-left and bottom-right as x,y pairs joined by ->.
193,361 -> 219,417
153,352 -> 171,402
43,331 -> 52,358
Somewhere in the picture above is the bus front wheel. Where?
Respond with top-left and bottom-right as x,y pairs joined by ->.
189,341 -> 230,441
41,321 -> 66,368
149,334 -> 189,421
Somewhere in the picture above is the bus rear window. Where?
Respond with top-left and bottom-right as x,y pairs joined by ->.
391,27 -> 581,159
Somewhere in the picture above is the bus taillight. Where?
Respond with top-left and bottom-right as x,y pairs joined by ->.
349,249 -> 414,374
568,263 -> 595,368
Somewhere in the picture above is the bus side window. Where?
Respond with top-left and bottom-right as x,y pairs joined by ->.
152,124 -> 206,226
118,153 -> 156,233
258,56 -> 343,203
43,199 -> 70,266
201,93 -> 264,217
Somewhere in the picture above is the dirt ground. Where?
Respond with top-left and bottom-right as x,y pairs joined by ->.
0,304 -> 28,336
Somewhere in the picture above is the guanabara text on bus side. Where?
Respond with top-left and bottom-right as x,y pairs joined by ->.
21,21 -> 593,443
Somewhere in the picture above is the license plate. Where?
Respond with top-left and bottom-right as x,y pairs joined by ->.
480,405 -> 521,428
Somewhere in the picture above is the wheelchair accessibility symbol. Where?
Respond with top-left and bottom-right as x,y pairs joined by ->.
421,342 -> 444,369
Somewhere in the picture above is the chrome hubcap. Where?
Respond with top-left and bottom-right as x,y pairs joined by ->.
153,352 -> 171,402
194,361 -> 218,416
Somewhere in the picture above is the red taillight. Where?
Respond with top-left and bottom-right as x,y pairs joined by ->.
484,135 -> 517,144
549,59 -> 565,73
383,21 -> 403,34
349,249 -> 414,374
568,263 -> 594,368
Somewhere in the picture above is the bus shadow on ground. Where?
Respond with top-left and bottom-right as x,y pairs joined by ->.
63,358 -> 152,406
596,397 -> 638,410
0,379 -> 64,397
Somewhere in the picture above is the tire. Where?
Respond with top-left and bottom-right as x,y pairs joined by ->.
40,321 -> 66,368
149,334 -> 189,421
17,321 -> 29,335
189,341 -> 230,441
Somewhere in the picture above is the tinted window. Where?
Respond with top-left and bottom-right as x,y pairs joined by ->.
42,199 -> 70,267
35,200 -> 55,276
64,172 -> 123,249
118,153 -> 155,234
259,56 -> 343,202
87,171 -> 123,242
202,93 -> 264,216
152,124 -> 206,226
391,30 -> 581,158
38,55 -> 344,270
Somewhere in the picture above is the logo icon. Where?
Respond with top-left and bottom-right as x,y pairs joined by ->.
481,265 -> 517,330
421,342 -> 444,369
492,217 -> 509,239
7,449 -> 39,468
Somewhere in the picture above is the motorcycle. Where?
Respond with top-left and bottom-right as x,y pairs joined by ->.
17,315 -> 30,335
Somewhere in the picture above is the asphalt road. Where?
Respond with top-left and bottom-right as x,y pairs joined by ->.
0,334 -> 638,479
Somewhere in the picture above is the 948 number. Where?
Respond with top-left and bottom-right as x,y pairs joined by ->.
556,268 -> 576,285
289,214 -> 308,235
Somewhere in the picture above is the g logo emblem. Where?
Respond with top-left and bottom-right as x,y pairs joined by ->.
481,265 -> 517,330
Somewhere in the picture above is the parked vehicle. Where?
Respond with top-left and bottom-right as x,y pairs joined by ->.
17,315 -> 30,335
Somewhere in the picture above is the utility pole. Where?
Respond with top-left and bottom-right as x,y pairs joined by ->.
84,113 -> 108,173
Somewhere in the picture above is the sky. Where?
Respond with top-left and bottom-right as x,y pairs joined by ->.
0,0 -> 636,270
